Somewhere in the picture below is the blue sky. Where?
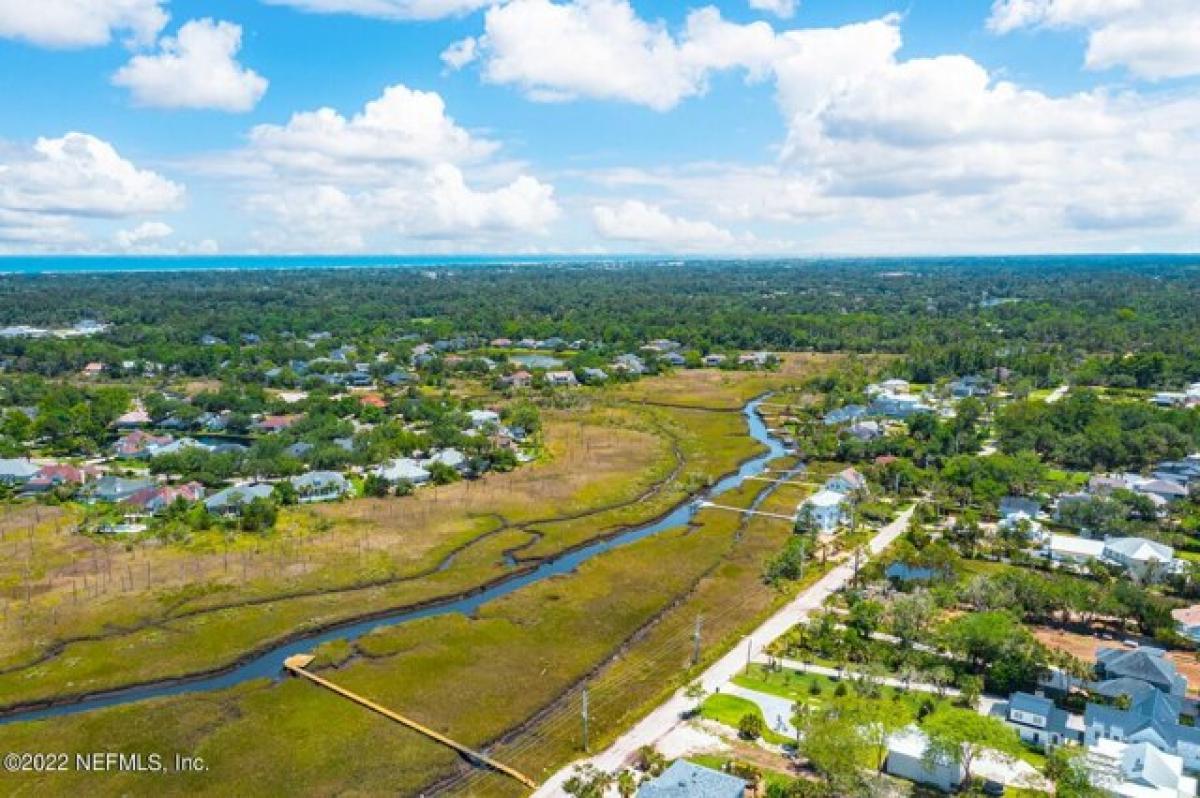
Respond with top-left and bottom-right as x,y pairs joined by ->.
0,0 -> 1197,255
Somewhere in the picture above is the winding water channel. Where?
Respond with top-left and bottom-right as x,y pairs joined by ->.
1,396 -> 789,725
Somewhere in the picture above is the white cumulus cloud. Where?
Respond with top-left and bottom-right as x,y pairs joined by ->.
748,0 -> 796,19
448,0 -> 777,110
593,200 -> 739,250
114,220 -> 173,249
112,19 -> 268,111
0,132 -> 184,217
988,0 -> 1200,79
0,132 -> 184,251
0,0 -> 167,48
222,84 -> 560,251
247,84 -> 496,179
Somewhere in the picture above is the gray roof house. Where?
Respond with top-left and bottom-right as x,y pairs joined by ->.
636,760 -> 745,798
1103,537 -> 1178,582
289,471 -> 349,503
285,442 -> 315,458
1096,647 -> 1188,696
824,404 -> 868,426
204,483 -> 274,514
0,458 -> 40,484
1000,496 -> 1041,519
373,458 -> 430,484
1084,689 -> 1200,771
999,692 -> 1083,750
85,475 -> 156,503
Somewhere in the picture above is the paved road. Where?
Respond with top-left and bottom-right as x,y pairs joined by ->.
531,505 -> 917,797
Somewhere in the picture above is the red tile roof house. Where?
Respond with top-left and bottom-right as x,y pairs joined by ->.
359,393 -> 388,409
501,370 -> 533,388
113,430 -> 173,458
21,463 -> 97,493
81,362 -> 105,377
255,414 -> 303,433
125,482 -> 205,513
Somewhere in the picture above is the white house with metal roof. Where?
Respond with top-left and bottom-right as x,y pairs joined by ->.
1086,738 -> 1198,798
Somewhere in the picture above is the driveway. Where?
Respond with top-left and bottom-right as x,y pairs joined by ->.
723,683 -> 797,738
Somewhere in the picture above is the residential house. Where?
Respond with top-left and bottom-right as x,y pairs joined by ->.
999,692 -> 1083,750
702,354 -> 727,367
113,407 -> 151,428
1084,689 -> 1200,771
86,475 -> 156,503
613,354 -> 647,375
1096,647 -> 1188,698
870,391 -> 933,419
149,437 -> 205,458
358,393 -> 388,410
1090,474 -> 1189,504
826,467 -> 868,495
798,489 -> 850,533
737,351 -> 771,368
1000,496 -> 1041,519
545,370 -> 578,387
81,362 -> 105,377
126,482 -> 205,513
950,375 -> 992,398
113,430 -> 174,458
255,414 -> 302,433
580,367 -> 608,383
468,409 -> 501,429
1045,534 -> 1107,565
878,378 -> 911,394
383,370 -> 415,387
285,442 -> 315,459
643,339 -> 681,353
824,404 -> 868,426
500,370 -> 533,389
1104,538 -> 1178,583
490,338 -> 513,348
846,420 -> 883,441
290,471 -> 350,503
424,448 -> 467,471
21,463 -> 92,494
1086,738 -> 1198,798
204,484 -> 275,514
662,352 -> 686,367
885,726 -> 965,793
635,760 -> 745,798
0,458 -> 40,485
373,458 -> 430,485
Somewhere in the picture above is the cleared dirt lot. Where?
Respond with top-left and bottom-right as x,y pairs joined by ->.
1032,624 -> 1200,695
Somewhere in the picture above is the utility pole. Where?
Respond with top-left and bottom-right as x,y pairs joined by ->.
745,638 -> 753,675
692,615 -> 703,667
581,687 -> 589,753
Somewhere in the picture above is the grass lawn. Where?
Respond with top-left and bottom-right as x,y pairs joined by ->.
699,694 -> 793,746
734,665 -> 957,717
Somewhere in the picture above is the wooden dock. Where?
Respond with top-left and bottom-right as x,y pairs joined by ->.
696,502 -> 797,522
284,654 -> 538,791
